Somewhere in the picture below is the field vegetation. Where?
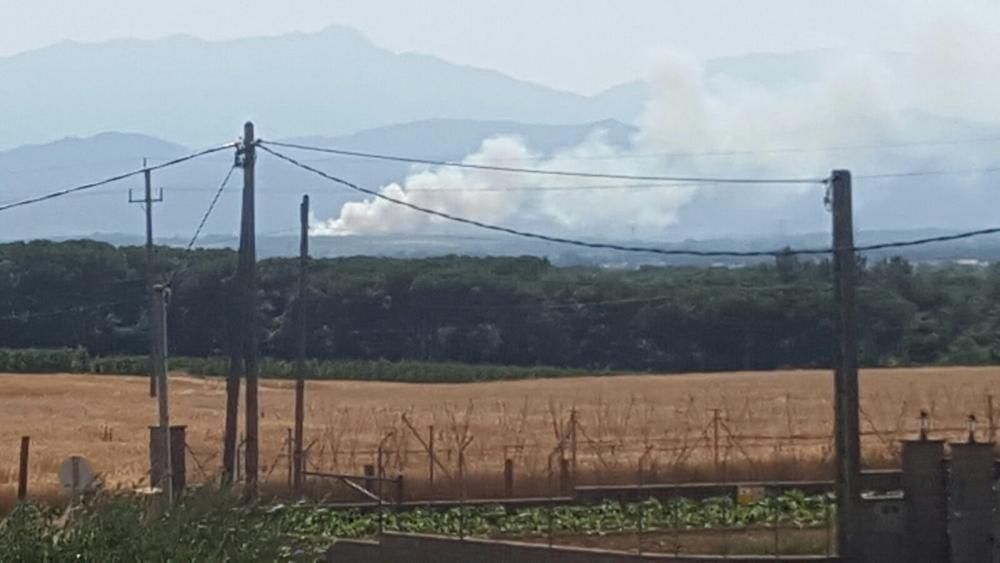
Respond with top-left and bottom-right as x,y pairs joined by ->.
1,367 -> 996,512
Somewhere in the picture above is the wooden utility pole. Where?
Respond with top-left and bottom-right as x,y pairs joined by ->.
240,122 -> 260,495
831,169 -> 860,560
129,159 -> 163,398
222,148 -> 245,484
151,284 -> 174,506
222,315 -> 242,483
292,194 -> 310,491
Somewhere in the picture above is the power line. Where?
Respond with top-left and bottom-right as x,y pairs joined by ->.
286,133 -> 1000,165
259,140 -> 828,185
263,145 -> 1000,258
0,143 -> 237,213
854,227 -> 1000,252
185,165 -> 238,251
857,166 -> 1000,180
260,145 -> 831,258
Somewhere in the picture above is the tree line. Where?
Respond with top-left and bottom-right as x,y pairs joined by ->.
0,239 -> 996,374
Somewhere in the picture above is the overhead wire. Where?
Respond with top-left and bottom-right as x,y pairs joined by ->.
259,140 -> 829,185
856,166 -> 1000,180
450,135 -> 1000,163
185,165 -> 238,251
0,142 -> 238,213
259,144 -> 831,258
262,144 -> 1000,258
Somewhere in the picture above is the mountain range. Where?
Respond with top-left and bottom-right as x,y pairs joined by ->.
4,27 -> 1000,257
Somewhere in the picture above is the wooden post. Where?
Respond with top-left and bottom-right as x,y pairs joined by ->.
17,436 -> 29,501
504,458 -> 514,497
222,345 -> 242,484
240,121 -> 260,496
428,425 -> 435,494
559,458 -> 570,496
151,285 -> 174,506
293,195 -> 309,492
363,463 -> 376,493
988,395 -> 995,443
286,428 -> 294,489
712,408 -> 721,475
570,408 -> 578,484
831,169 -> 861,561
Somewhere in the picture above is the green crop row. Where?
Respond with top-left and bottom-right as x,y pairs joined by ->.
0,347 -> 596,382
273,491 -> 833,539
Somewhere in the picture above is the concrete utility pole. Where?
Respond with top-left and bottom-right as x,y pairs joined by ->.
151,284 -> 174,506
830,169 -> 860,561
129,158 -> 163,398
240,122 -> 260,495
293,194 -> 309,491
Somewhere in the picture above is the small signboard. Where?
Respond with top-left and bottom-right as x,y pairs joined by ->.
58,455 -> 97,496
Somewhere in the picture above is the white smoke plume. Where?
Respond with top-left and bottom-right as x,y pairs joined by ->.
313,17 -> 1000,239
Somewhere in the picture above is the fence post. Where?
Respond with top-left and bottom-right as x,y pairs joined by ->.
17,436 -> 30,501
504,458 -> 514,497
559,458 -> 571,497
637,454 -> 644,555
287,428 -> 294,490
377,447 -> 384,538
570,407 -> 578,484
458,448 -> 466,540
712,408 -> 721,476
988,395 -> 995,443
364,463 -> 375,494
428,425 -> 435,495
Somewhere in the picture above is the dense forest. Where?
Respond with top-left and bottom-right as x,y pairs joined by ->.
0,239 -> 996,373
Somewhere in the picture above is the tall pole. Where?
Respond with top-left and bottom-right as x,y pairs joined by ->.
129,158 -> 162,398
152,284 -> 174,506
222,312 -> 242,483
222,146 -> 245,484
831,169 -> 860,560
293,195 -> 309,491
240,122 -> 260,495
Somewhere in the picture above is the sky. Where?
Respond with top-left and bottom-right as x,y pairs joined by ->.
3,0 -> 995,95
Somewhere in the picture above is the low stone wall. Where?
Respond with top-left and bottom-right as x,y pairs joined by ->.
326,533 -> 840,563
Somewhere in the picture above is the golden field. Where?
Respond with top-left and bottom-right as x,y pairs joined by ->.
2,367 -> 998,508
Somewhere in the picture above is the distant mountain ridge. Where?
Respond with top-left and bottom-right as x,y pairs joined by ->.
0,25 -> 647,149
0,118 -> 636,240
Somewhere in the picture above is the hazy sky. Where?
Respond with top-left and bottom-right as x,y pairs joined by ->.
3,0 -> 996,94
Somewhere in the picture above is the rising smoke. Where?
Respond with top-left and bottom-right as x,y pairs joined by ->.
313,19 -> 1000,240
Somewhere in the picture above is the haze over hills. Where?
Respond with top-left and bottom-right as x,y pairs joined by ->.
0,25 -> 647,150
4,27 -> 1000,256
0,119 -> 637,240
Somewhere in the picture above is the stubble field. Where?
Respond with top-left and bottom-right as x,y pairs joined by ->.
2,367 -> 997,510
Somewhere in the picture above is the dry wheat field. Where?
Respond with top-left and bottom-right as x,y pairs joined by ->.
2,367 -> 998,508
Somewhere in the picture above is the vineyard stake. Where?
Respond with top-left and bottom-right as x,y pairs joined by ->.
17,436 -> 29,501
